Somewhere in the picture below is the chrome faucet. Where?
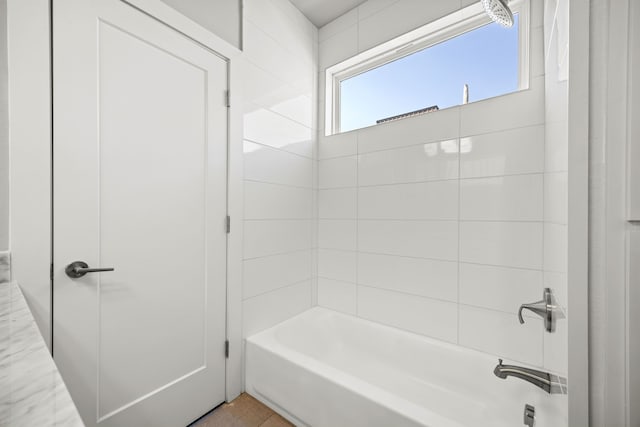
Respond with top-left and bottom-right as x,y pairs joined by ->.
493,359 -> 567,394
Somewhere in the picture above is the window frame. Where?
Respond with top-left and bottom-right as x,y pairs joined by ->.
324,0 -> 530,135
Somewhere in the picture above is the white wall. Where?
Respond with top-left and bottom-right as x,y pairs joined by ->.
7,0 -> 52,348
240,0 -> 318,338
159,0 -> 242,49
627,1 -> 640,425
588,0 -> 633,425
0,0 -> 9,252
316,0 -> 571,379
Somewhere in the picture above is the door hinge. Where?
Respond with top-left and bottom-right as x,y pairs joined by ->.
225,340 -> 229,358
225,90 -> 230,108
50,263 -> 53,281
226,215 -> 231,234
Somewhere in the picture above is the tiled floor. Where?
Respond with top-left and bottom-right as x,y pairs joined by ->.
191,393 -> 293,427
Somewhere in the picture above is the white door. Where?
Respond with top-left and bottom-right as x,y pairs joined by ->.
52,1 -> 229,426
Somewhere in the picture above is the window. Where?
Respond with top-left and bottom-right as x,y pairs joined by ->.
325,0 -> 529,134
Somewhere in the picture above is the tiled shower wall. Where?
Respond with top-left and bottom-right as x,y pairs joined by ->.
316,0 -> 568,373
542,0 -> 569,377
241,0 -> 318,338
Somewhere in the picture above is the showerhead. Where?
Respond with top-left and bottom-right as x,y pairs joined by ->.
481,0 -> 514,28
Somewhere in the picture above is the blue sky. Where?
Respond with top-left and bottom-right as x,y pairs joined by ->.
340,15 -> 520,132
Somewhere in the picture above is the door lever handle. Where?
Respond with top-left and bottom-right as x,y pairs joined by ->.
65,261 -> 114,279
518,288 -> 564,332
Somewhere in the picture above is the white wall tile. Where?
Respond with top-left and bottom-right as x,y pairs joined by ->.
319,131 -> 358,159
357,0 -> 400,20
311,274 -> 318,306
359,220 -> 458,261
459,305 -> 544,366
544,120 -> 568,173
358,181 -> 458,220
543,0 -> 558,48
542,0 -> 568,380
244,181 -> 312,219
318,219 -> 357,251
543,223 -> 567,273
243,250 -> 313,299
460,221 -> 543,269
244,0 -> 315,65
459,263 -> 543,314
244,220 -> 312,259
318,188 -> 357,219
460,78 -> 545,137
269,94 -> 315,130
357,107 -> 460,154
244,107 -> 313,157
312,159 -> 319,189
544,318 -> 568,375
314,0 -> 553,369
269,0 -> 317,42
544,172 -> 568,224
358,253 -> 457,302
318,156 -> 358,189
545,80 -> 568,126
460,174 -> 543,221
531,0 -> 544,29
358,141 -> 459,186
318,70 -> 326,100
358,286 -> 458,343
318,277 -> 357,314
241,60 -> 290,107
244,141 -> 313,188
242,71 -> 313,117
319,8 -> 358,42
243,281 -> 312,337
357,0 -> 460,53
544,268 -> 567,306
243,21 -> 313,93
531,26 -> 545,78
241,0 -> 317,346
319,25 -> 358,69
459,125 -> 545,178
318,249 -> 357,283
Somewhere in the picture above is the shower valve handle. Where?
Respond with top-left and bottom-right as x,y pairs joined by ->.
517,288 -> 563,333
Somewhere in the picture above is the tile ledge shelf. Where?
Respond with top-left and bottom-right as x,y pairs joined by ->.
0,280 -> 84,427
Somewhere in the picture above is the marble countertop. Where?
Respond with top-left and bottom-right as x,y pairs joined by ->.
0,281 -> 84,426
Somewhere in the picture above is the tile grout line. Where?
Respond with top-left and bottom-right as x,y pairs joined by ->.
243,277 -> 313,302
335,123 -> 545,157
244,178 -> 313,191
320,171 -> 548,190
246,96 -> 317,130
243,138 -> 315,160
315,247 -> 545,271
319,218 -> 547,223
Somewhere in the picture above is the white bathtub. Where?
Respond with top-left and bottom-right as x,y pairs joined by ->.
245,307 -> 567,427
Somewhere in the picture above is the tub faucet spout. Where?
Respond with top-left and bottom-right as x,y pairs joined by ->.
493,359 -> 567,394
